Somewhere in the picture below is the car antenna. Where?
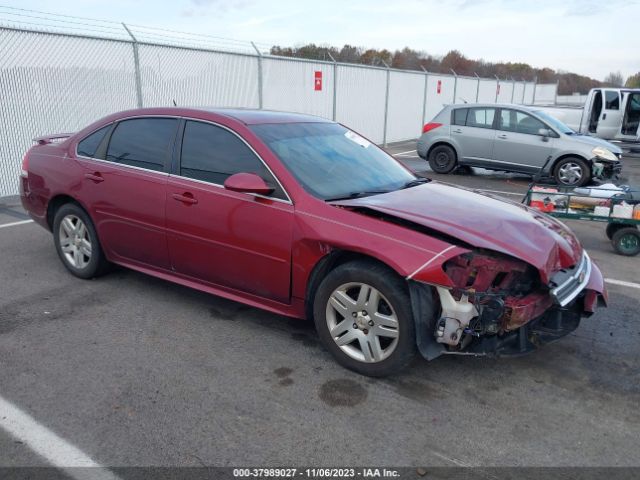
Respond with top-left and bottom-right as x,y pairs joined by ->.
172,99 -> 177,106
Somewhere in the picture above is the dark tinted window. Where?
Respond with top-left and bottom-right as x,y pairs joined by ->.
605,90 -> 620,110
466,108 -> 496,129
77,126 -> 110,158
452,108 -> 468,126
180,121 -> 285,199
499,110 -> 546,135
106,118 -> 177,172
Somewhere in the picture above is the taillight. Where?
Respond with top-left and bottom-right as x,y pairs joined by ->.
20,152 -> 29,178
422,122 -> 442,134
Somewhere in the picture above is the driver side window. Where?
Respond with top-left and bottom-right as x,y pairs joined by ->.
180,120 -> 286,200
499,110 -> 545,135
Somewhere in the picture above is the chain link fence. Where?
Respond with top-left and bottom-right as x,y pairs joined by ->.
0,23 -> 555,197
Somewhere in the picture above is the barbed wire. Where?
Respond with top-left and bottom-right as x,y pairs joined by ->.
0,5 -> 272,53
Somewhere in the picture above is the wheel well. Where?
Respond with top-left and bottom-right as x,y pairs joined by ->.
46,195 -> 81,230
426,142 -> 458,160
550,154 -> 590,175
304,250 -> 402,321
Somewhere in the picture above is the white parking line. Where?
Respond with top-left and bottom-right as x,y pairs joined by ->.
605,278 -> 640,290
0,219 -> 33,229
391,149 -> 417,155
0,395 -> 121,479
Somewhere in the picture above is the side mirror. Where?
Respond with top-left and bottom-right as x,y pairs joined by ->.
538,128 -> 551,141
224,172 -> 274,195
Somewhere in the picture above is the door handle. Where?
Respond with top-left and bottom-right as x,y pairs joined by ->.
84,172 -> 104,183
497,134 -> 508,139
452,129 -> 463,134
172,193 -> 198,205
602,113 -> 607,120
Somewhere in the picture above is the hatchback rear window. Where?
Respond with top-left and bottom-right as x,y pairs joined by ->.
106,118 -> 177,172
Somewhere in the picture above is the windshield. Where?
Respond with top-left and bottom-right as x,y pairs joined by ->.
533,110 -> 575,134
250,122 -> 416,200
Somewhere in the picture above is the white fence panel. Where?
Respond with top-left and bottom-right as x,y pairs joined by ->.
477,79 -> 498,103
512,82 -> 525,105
497,82 -> 514,103
455,78 -> 478,104
556,94 -> 587,105
523,82 -> 535,104
335,65 -> 387,143
386,71 -> 425,142
0,30 -> 138,197
533,84 -> 557,104
424,75 -> 455,122
138,45 -> 259,108
262,57 -> 334,118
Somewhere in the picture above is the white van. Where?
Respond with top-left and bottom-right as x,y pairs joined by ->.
535,88 -> 640,142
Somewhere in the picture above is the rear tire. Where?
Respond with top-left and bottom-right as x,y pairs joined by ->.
53,203 -> 110,279
313,260 -> 416,377
606,223 -> 624,240
611,227 -> 640,256
554,157 -> 590,187
428,145 -> 458,174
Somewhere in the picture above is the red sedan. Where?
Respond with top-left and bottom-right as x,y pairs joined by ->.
20,108 -> 607,376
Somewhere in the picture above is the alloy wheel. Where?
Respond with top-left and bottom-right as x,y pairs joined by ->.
58,214 -> 92,269
325,282 -> 399,363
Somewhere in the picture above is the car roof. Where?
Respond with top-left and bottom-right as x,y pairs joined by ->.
205,108 -> 331,125
446,103 -> 539,112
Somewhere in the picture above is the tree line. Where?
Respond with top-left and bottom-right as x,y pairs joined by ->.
270,44 -> 639,95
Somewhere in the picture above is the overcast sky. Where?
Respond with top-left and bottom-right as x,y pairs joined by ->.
5,0 -> 639,80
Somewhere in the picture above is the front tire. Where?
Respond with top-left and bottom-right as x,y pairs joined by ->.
313,260 -> 416,377
53,203 -> 110,279
428,145 -> 458,174
554,157 -> 590,187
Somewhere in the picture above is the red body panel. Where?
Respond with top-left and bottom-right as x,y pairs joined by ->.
20,107 -> 606,326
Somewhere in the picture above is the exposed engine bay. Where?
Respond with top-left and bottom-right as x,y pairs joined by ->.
412,250 -> 587,359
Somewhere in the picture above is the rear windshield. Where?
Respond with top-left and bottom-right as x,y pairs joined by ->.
250,122 -> 415,200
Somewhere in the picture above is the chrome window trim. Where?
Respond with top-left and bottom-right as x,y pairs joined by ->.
167,173 -> 292,206
77,155 -> 170,177
74,114 -> 294,205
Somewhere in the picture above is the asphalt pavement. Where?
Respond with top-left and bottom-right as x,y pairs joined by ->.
0,142 -> 638,473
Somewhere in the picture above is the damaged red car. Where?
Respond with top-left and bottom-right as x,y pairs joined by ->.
20,108 -> 607,376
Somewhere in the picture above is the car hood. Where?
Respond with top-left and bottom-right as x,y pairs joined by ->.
566,133 -> 623,154
333,182 -> 582,282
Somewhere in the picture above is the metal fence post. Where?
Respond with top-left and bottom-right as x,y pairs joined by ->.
382,60 -> 390,147
251,42 -> 264,109
420,66 -> 428,127
474,72 -> 480,102
122,23 -> 143,108
510,77 -> 516,103
450,69 -> 458,104
522,79 -> 526,104
554,79 -> 559,105
494,75 -> 500,103
328,52 -> 337,121
532,76 -> 538,104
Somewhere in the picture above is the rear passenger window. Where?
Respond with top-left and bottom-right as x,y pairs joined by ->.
452,108 -> 468,126
180,121 -> 286,200
466,108 -> 495,129
77,126 -> 110,158
106,118 -> 177,172
605,91 -> 620,110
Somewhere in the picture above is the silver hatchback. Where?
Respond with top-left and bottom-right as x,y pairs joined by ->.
416,104 -> 623,186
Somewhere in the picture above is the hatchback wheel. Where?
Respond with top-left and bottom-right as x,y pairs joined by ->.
428,145 -> 458,174
313,260 -> 416,377
554,157 -> 590,187
53,203 -> 110,279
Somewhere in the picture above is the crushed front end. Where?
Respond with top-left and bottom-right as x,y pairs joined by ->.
410,249 -> 607,359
